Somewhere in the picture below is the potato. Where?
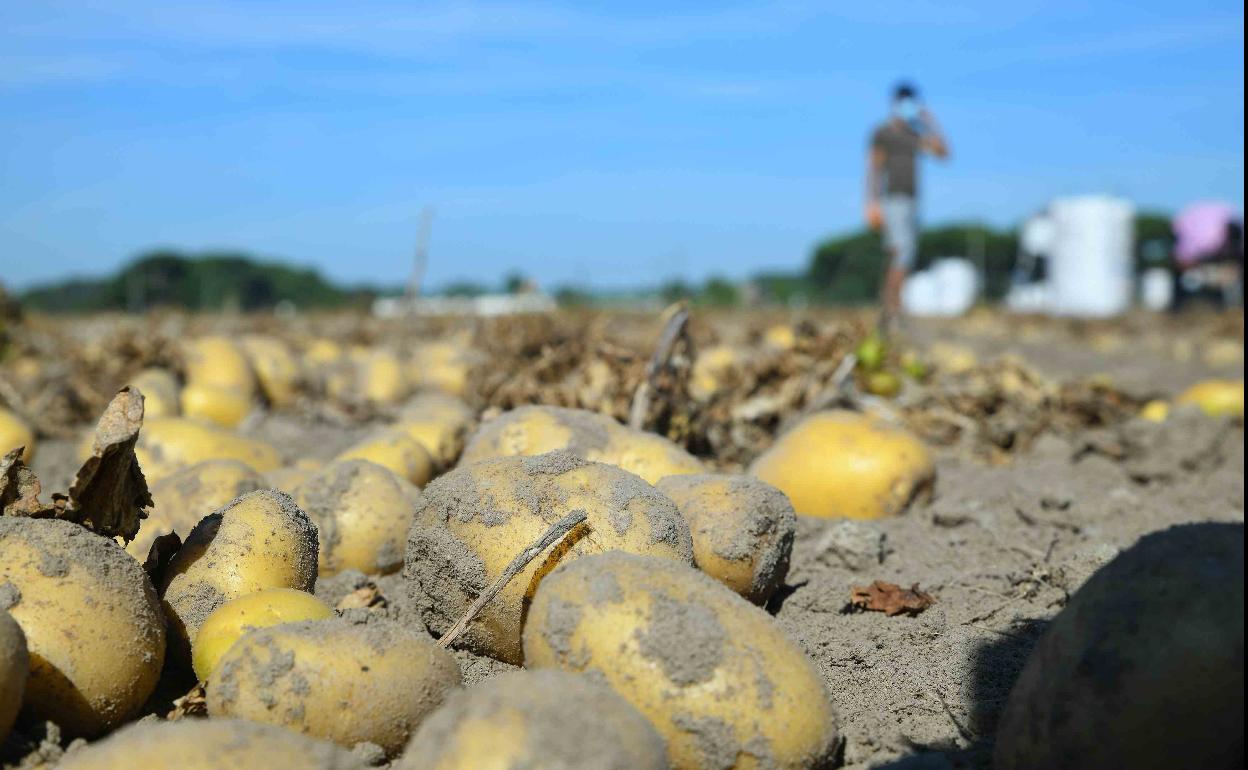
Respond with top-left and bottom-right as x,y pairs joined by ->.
995,522 -> 1244,770
524,552 -> 839,770
750,409 -> 934,519
405,451 -> 693,663
294,459 -> 420,576
180,382 -> 251,428
362,348 -> 409,405
461,405 -> 703,484
128,459 -> 265,560
263,458 -> 324,494
192,588 -> 333,681
181,335 -> 255,397
240,334 -> 301,407
0,610 -> 28,744
1176,379 -> 1244,417
763,323 -> 797,350
396,669 -> 667,770
136,417 -> 282,481
336,429 -> 434,487
1139,399 -> 1170,422
656,473 -> 796,604
56,718 -> 367,770
303,337 -> 344,368
129,367 -> 180,418
394,392 -> 476,469
0,407 -> 35,463
690,344 -> 742,401
927,341 -> 978,374
208,616 -> 461,756
160,489 -> 318,651
0,517 -> 166,737
410,341 -> 476,397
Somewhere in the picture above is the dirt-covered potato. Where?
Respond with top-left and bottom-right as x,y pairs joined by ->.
0,407 -> 35,463
405,451 -> 694,664
396,669 -> 667,770
136,417 -> 282,481
995,522 -> 1244,770
208,616 -> 461,756
294,459 -> 420,576
192,587 -> 333,681
460,405 -> 703,484
128,458 -> 265,560
0,610 -> 28,744
1176,378 -> 1244,417
56,718 -> 367,770
656,473 -> 796,604
179,382 -> 251,428
240,334 -> 302,407
336,429 -> 434,487
525,552 -> 839,770
749,409 -> 934,519
0,518 -> 166,737
128,367 -> 181,418
160,489 -> 318,651
181,335 -> 256,398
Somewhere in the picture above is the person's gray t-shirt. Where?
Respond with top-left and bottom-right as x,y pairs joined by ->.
871,121 -> 921,197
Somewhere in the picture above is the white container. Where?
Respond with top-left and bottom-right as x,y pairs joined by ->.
1048,195 -> 1135,317
1139,267 -> 1174,311
903,257 -> 980,316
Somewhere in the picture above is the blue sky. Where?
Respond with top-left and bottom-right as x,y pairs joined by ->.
2,1 -> 1243,291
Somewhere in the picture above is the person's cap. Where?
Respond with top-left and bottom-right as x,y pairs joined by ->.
893,81 -> 919,100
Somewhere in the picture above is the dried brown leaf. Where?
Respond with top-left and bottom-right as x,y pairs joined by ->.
166,682 -> 207,720
850,580 -> 936,616
336,582 -> 388,611
64,387 -> 152,541
0,447 -> 47,516
142,531 -> 183,586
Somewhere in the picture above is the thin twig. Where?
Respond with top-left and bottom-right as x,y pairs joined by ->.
629,303 -> 690,430
437,509 -> 589,649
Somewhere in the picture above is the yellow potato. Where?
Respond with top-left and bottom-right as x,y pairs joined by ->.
461,405 -> 703,484
263,458 -> 323,494
208,616 -> 461,756
362,348 -> 409,405
0,407 -> 35,464
192,588 -> 333,681
405,451 -> 693,664
928,341 -> 978,374
1,610 -> 28,744
396,670 -> 667,770
239,334 -> 301,407
135,417 -> 282,481
181,335 -> 255,397
294,459 -> 419,576
524,552 -> 839,770
393,392 -> 476,469
56,718 -> 367,770
128,458 -> 265,560
179,382 -> 251,428
750,409 -> 934,519
1175,379 -> 1244,417
763,323 -> 797,350
302,337 -> 343,368
129,368 -> 180,418
657,473 -> 796,604
160,489 -> 318,652
1139,399 -> 1171,423
410,341 -> 477,397
690,344 -> 741,401
0,518 -> 166,737
336,429 -> 434,487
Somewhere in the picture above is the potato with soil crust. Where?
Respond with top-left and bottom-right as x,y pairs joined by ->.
393,392 -> 476,470
294,459 -> 420,576
179,382 -> 251,428
207,616 -> 461,756
128,367 -> 180,418
396,669 -> 667,770
749,409 -> 934,519
405,451 -> 694,664
56,718 -> 367,770
524,552 -> 839,770
1176,378 -> 1244,417
460,405 -> 703,484
995,522 -> 1244,770
1,610 -> 28,744
126,458 -> 265,560
239,334 -> 302,407
160,489 -> 318,652
191,587 -> 333,681
656,473 -> 796,604
0,407 -> 35,463
336,429 -> 434,487
181,335 -> 256,398
0,518 -> 166,737
135,417 -> 282,481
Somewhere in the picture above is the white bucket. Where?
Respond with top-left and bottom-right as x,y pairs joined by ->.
1139,267 -> 1174,311
1048,195 -> 1135,317
903,257 -> 980,316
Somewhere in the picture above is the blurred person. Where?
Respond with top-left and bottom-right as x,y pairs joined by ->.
1171,201 -> 1244,311
865,82 -> 950,334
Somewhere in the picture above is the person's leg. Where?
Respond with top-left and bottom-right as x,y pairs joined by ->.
878,195 -> 917,336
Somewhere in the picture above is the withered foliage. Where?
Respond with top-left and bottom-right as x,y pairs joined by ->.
850,580 -> 936,616
0,447 -> 45,516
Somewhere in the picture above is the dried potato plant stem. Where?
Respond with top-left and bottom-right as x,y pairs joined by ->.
629,302 -> 690,430
437,509 -> 589,649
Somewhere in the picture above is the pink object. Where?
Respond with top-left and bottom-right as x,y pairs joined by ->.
1173,201 -> 1239,266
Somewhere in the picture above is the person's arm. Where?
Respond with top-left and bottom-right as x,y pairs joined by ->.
918,108 -> 949,159
865,144 -> 885,230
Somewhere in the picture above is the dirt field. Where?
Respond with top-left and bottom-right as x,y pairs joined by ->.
3,307 -> 1243,769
